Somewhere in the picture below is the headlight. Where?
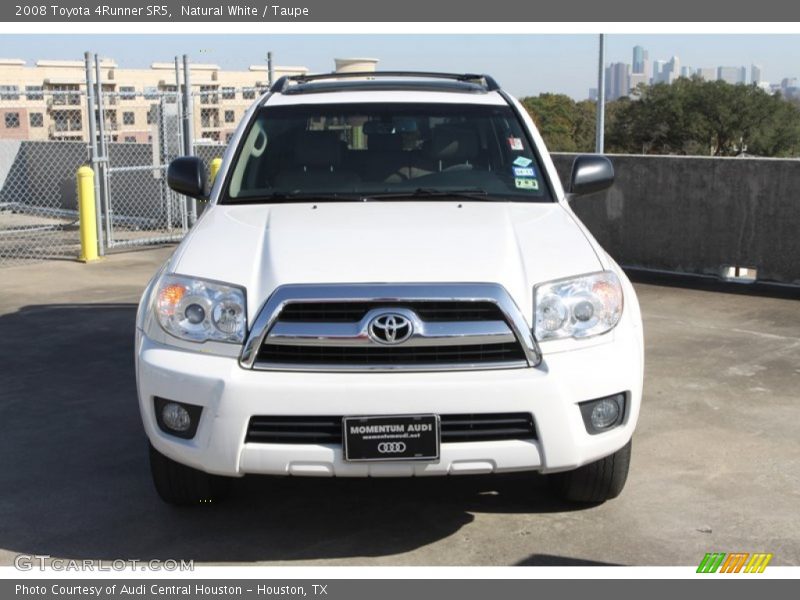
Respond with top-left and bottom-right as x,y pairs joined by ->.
153,274 -> 246,343
534,271 -> 623,341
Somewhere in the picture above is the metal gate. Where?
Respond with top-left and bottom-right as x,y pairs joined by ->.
0,53 -> 257,266
96,88 -> 189,250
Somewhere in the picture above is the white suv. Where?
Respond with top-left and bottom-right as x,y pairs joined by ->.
135,72 -> 644,505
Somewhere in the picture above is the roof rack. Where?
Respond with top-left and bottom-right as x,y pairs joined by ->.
270,71 -> 501,94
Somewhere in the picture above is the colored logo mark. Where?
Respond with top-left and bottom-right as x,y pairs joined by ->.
697,552 -> 773,573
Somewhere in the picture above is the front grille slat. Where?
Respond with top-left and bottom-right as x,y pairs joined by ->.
278,301 -> 503,323
257,342 -> 526,366
440,417 -> 530,426
248,430 -> 341,439
245,413 -> 537,444
440,427 -> 534,442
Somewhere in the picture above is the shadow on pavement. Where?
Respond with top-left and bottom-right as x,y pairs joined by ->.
516,554 -> 621,566
0,303 -> 590,564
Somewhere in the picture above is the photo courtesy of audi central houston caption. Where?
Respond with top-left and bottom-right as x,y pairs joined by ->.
135,71 -> 644,505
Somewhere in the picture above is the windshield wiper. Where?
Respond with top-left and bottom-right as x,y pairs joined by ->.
225,188 -> 507,204
362,188 -> 504,202
225,192 -> 361,204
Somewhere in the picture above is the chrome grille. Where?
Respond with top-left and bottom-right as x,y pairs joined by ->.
240,284 -> 541,371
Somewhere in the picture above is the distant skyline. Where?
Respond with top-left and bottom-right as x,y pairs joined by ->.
1,34 -> 799,99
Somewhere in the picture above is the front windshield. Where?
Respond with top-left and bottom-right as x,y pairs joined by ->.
223,102 -> 552,202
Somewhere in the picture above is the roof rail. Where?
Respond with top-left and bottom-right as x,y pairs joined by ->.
270,71 -> 501,94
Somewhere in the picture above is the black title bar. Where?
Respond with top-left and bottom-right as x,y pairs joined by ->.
2,0 -> 798,22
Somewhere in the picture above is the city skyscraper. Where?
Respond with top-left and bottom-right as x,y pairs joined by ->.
629,72 -> 648,93
718,66 -> 746,84
605,62 -> 630,101
697,67 -> 717,81
751,64 -> 763,84
632,45 -> 649,74
665,56 -> 681,83
619,45 -> 778,94
652,60 -> 666,83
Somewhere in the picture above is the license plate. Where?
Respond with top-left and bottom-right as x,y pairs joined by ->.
343,414 -> 440,462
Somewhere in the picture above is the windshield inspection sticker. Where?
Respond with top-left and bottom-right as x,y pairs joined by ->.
513,167 -> 535,177
515,177 -> 539,191
508,137 -> 524,151
513,156 -> 533,167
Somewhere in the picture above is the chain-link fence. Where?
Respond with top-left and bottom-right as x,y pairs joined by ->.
98,89 -> 189,249
0,90 -> 88,265
0,59 -> 267,267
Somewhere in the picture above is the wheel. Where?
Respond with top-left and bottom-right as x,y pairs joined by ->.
549,440 -> 632,503
148,442 -> 232,505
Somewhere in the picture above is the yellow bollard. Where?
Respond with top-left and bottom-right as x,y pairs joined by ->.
210,158 -> 223,183
77,165 -> 99,263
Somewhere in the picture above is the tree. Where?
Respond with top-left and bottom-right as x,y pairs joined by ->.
521,94 -> 595,152
523,79 -> 800,157
606,78 -> 800,157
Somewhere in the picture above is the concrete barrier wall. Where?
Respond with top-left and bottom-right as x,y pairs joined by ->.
552,153 -> 800,286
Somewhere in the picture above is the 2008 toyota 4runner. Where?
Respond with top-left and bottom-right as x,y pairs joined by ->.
135,71 -> 644,505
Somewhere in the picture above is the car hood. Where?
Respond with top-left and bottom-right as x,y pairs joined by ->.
173,201 -> 602,323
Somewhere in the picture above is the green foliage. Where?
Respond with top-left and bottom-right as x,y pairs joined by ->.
521,94 -> 596,152
520,79 -> 800,157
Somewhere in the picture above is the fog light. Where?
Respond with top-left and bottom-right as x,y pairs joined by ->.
590,398 -> 620,429
579,393 -> 625,435
154,397 -> 202,439
162,402 -> 191,432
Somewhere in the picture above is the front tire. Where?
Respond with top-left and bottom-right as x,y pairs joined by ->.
148,443 -> 232,505
549,440 -> 632,503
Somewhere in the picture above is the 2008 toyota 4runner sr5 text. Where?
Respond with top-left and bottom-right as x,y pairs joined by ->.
135,72 -> 644,505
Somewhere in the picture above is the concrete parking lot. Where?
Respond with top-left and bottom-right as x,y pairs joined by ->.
0,247 -> 798,566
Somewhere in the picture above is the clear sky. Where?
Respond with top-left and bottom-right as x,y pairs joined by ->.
1,34 -> 799,99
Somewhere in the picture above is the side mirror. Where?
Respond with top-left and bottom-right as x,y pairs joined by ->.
167,156 -> 208,199
568,155 -> 614,197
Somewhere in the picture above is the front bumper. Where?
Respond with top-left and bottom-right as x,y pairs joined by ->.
135,318 -> 643,478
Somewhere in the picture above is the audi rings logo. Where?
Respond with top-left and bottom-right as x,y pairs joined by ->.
368,312 -> 414,345
377,441 -> 407,454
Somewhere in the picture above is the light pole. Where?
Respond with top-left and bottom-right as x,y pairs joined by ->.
595,33 -> 606,154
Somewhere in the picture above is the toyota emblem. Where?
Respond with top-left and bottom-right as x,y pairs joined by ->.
368,312 -> 414,345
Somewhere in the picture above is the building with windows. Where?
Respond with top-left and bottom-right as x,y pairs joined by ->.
751,64 -> 763,85
652,60 -> 667,84
632,45 -> 649,77
696,67 -> 717,81
605,62 -> 630,101
717,66 -> 747,85
664,56 -> 681,83
629,72 -> 648,93
0,58 -> 312,143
